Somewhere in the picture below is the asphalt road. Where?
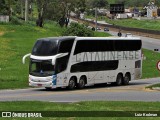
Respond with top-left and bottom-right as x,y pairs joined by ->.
107,31 -> 160,53
0,78 -> 160,102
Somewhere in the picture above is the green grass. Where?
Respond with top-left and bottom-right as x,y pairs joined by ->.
0,101 -> 160,119
1,101 -> 160,111
0,22 -> 62,89
142,49 -> 160,78
94,31 -> 111,37
85,15 -> 160,31
0,21 -> 160,89
146,84 -> 160,89
105,19 -> 160,30
0,22 -> 111,89
107,0 -> 116,4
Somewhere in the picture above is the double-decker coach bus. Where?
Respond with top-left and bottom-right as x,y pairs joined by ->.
23,36 -> 142,89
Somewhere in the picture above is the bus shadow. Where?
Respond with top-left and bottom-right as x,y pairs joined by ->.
34,81 -> 150,92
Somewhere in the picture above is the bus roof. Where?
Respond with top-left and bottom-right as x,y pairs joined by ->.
75,37 -> 141,41
37,36 -> 141,42
37,36 -> 76,42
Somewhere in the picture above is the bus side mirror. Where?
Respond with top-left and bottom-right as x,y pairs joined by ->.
52,53 -> 69,65
22,53 -> 31,64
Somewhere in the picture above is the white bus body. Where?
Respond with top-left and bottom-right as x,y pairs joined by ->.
23,36 -> 142,89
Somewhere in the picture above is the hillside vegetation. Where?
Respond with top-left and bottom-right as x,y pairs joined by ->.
0,20 -> 160,89
0,21 -> 110,89
105,19 -> 160,31
0,21 -> 62,89
86,15 -> 160,31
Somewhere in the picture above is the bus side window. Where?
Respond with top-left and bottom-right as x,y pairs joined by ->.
58,40 -> 74,53
55,40 -> 74,74
55,56 -> 69,73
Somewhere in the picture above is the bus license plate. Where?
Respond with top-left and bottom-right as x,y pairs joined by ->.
37,84 -> 42,87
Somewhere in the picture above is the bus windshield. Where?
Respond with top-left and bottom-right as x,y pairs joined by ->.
29,59 -> 55,77
32,40 -> 58,56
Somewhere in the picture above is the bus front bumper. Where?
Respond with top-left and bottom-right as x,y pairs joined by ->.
29,75 -> 57,88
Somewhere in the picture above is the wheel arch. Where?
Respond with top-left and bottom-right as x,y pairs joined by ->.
125,72 -> 131,81
117,72 -> 123,78
69,76 -> 78,83
115,72 -> 123,86
80,75 -> 87,84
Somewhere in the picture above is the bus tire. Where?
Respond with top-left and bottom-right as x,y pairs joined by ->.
68,77 -> 76,90
123,73 -> 130,85
116,74 -> 123,86
78,76 -> 86,89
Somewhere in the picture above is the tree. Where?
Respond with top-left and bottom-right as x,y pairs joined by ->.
1,0 -> 89,25
73,0 -> 86,18
89,0 -> 108,8
43,0 -> 70,27
38,0 -> 86,27
0,0 -> 7,14
15,0 -> 34,19
36,0 -> 49,27
0,0 -> 22,16
114,0 -> 151,7
155,0 -> 160,6
75,0 -> 86,13
62,22 -> 94,37
0,0 -> 13,16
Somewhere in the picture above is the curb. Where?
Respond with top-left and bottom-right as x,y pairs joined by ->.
152,87 -> 160,91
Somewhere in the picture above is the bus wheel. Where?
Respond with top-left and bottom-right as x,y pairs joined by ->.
116,74 -> 123,86
68,77 -> 76,90
123,73 -> 130,85
78,77 -> 86,89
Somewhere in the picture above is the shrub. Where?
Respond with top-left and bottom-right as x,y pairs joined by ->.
62,22 -> 94,37
10,16 -> 23,25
